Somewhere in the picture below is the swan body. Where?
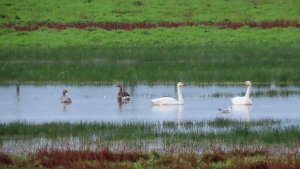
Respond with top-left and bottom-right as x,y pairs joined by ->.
151,97 -> 181,105
151,82 -> 185,105
117,84 -> 130,100
61,89 -> 72,103
231,81 -> 252,105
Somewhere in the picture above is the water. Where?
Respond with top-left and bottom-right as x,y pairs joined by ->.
0,83 -> 300,123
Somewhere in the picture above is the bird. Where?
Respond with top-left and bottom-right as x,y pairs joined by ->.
150,82 -> 185,105
117,83 -> 130,101
231,81 -> 252,105
61,89 -> 72,104
217,106 -> 231,113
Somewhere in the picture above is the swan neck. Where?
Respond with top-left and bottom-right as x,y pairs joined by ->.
177,85 -> 184,104
63,92 -> 66,97
245,85 -> 251,98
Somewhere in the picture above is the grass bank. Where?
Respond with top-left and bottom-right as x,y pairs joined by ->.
1,27 -> 300,83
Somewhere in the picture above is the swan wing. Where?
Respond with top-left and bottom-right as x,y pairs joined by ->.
231,96 -> 242,104
151,97 -> 179,105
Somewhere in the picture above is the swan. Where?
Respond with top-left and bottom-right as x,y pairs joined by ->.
231,81 -> 252,105
117,84 -> 130,100
151,82 -> 185,105
61,89 -> 72,103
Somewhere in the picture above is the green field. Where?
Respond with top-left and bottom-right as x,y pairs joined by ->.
1,0 -> 300,83
1,0 -> 300,23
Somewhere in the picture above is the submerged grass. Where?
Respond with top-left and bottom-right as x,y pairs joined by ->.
1,119 -> 300,147
1,39 -> 300,83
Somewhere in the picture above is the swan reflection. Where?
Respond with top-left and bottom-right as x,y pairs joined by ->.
118,99 -> 129,112
151,105 -> 184,128
231,105 -> 252,121
218,105 -> 252,121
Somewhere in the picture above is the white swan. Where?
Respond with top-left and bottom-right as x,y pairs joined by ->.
231,81 -> 252,105
151,82 -> 185,105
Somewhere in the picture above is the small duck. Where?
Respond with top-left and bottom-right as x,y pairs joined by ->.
61,89 -> 72,103
117,84 -> 130,100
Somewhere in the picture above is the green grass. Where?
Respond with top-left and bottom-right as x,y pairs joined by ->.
1,27 -> 300,48
0,27 -> 300,83
1,0 -> 300,24
1,119 -> 300,147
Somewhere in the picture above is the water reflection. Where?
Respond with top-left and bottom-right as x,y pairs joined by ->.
151,105 -> 184,128
231,105 -> 252,121
177,105 -> 184,128
61,102 -> 71,112
16,84 -> 20,96
118,99 -> 130,112
15,84 -> 20,103
219,105 -> 252,121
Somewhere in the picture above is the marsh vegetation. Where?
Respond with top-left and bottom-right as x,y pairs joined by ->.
1,119 -> 300,168
1,119 -> 300,150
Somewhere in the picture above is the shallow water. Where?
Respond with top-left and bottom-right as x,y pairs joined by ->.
0,84 -> 300,123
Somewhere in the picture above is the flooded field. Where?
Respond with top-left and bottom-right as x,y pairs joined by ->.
1,83 -> 300,123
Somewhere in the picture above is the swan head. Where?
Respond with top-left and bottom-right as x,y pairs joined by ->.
245,81 -> 251,86
177,82 -> 185,87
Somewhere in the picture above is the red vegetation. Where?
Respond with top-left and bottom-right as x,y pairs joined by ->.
2,20 -> 300,31
0,152 -> 13,166
1,147 -> 300,169
30,147 -> 148,168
